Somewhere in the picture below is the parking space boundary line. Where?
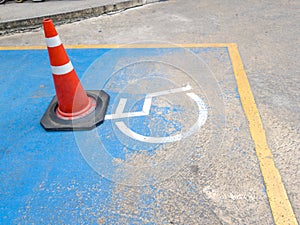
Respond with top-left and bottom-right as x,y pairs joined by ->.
228,43 -> 298,225
0,43 -> 231,51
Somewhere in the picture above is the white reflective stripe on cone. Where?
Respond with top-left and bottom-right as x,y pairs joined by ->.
51,61 -> 74,75
46,35 -> 62,48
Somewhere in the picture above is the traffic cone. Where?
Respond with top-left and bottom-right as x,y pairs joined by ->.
40,18 -> 109,131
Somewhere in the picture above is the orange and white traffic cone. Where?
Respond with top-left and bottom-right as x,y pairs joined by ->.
40,18 -> 109,131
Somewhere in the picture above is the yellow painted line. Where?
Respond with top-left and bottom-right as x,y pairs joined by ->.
0,46 -> 46,50
65,43 -> 231,49
0,43 -> 231,50
228,43 -> 298,225
0,42 -> 297,224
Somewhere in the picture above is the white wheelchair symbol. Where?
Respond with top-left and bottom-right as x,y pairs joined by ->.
104,85 -> 208,144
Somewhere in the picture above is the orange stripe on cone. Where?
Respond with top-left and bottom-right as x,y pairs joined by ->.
43,18 -> 94,119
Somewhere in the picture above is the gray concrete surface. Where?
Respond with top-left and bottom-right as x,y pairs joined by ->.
0,0 -> 129,22
0,0 -> 299,224
0,0 -> 160,34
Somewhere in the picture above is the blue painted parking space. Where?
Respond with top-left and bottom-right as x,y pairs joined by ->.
1,46 -> 235,223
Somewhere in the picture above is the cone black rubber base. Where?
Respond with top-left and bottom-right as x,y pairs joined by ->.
40,90 -> 109,131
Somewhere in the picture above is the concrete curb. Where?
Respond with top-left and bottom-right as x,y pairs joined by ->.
0,0 -> 162,35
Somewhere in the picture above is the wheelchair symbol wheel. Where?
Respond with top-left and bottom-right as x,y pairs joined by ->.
105,85 -> 208,143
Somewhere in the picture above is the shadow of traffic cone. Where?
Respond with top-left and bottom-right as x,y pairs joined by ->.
40,18 -> 109,131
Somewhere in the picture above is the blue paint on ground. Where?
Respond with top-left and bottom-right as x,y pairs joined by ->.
0,49 -> 115,224
0,47 -> 226,223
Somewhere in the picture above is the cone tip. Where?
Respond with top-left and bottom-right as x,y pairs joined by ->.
43,18 -> 52,23
43,18 -> 52,22
43,18 -> 57,38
